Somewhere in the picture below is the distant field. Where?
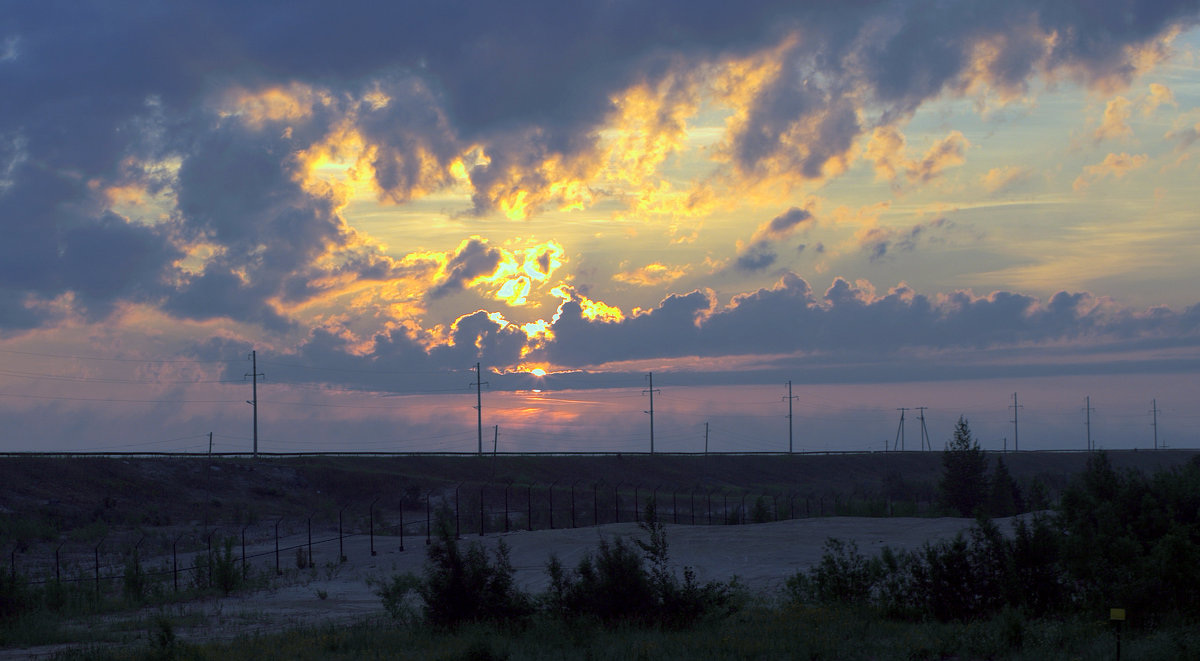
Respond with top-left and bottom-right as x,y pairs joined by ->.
3,450 -> 1196,542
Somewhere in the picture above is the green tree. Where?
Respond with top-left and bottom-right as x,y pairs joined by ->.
939,416 -> 988,517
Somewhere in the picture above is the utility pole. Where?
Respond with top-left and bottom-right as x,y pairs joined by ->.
1084,396 -> 1095,451
915,407 -> 930,451
783,381 -> 798,453
894,408 -> 909,451
704,421 -> 709,455
643,372 -> 660,454
473,363 -> 488,455
1010,392 -> 1022,452
1151,399 -> 1159,450
208,432 -> 213,456
493,425 -> 499,456
245,351 -> 264,459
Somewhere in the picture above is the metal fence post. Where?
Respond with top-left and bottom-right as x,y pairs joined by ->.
241,525 -> 249,579
339,505 -> 348,562
274,517 -> 283,576
94,536 -> 105,603
479,485 -> 486,536
398,498 -> 405,552
526,483 -> 534,532
370,497 -> 380,556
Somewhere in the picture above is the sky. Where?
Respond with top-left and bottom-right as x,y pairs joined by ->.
2,0 -> 1200,454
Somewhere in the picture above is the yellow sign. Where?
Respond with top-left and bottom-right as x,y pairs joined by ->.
1110,608 -> 1126,621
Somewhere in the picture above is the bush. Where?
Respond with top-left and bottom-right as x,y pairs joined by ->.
375,572 -> 422,623
418,526 -> 533,628
546,501 -> 738,628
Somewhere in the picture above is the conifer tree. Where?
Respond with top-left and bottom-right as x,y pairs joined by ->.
939,416 -> 989,516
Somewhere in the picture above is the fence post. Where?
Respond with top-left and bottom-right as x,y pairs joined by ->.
205,530 -> 216,588
690,489 -> 696,525
307,514 -> 314,568
241,525 -> 249,579
55,542 -> 63,583
172,533 -> 184,592
548,481 -> 558,530
459,484 -> 468,539
94,536 -> 105,603
9,543 -> 17,584
479,486 -> 486,537
773,494 -> 779,522
398,498 -> 405,552
526,483 -> 534,532
339,505 -> 348,562
723,493 -> 728,524
673,490 -> 678,524
274,518 -> 283,576
707,490 -> 713,525
425,493 -> 431,546
634,484 -> 641,522
740,494 -> 747,524
134,535 -> 145,590
370,497 -> 380,556
592,483 -> 599,526
504,482 -> 511,533
571,480 -> 580,529
614,482 -> 623,523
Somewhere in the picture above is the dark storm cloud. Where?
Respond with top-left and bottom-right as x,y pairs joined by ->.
1,0 -> 1197,332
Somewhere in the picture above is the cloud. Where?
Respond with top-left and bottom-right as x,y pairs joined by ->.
754,206 -> 814,242
429,238 -> 506,299
981,165 -> 1034,195
538,273 -> 1200,371
1141,83 -> 1176,116
857,218 -> 954,262
735,242 -> 778,272
1093,96 -> 1133,142
613,263 -> 689,287
1072,152 -> 1149,190
1,0 -> 1198,336
864,127 -> 969,187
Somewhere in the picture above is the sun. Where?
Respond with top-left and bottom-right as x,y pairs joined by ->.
530,368 -> 547,377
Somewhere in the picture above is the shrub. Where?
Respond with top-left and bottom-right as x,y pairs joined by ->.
418,526 -> 533,628
546,501 -> 739,628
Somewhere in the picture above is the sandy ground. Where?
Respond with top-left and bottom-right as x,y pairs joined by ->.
2,515 -> 1014,658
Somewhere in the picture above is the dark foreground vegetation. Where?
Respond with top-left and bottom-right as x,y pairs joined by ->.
3,434 -> 1199,659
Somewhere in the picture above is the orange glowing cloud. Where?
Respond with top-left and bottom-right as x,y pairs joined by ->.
612,262 -> 689,287
1073,152 -> 1149,191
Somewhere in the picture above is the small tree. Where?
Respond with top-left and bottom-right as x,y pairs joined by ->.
939,416 -> 988,517
986,455 -> 1021,517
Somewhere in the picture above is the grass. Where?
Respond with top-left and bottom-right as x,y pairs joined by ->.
37,605 -> 1200,661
